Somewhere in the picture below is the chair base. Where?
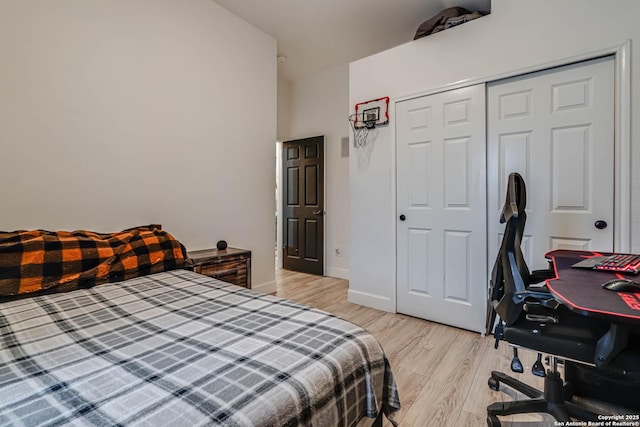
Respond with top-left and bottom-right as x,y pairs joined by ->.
486,370 -> 599,426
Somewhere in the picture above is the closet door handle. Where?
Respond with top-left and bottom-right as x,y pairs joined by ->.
594,220 -> 607,229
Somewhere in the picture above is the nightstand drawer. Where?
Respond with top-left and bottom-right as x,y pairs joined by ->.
188,247 -> 251,289
196,259 -> 248,286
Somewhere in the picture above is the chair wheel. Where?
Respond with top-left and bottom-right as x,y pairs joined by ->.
488,377 -> 500,391
487,415 -> 501,426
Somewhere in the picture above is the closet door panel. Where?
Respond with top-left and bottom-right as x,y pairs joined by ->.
396,84 -> 486,333
487,56 -> 614,271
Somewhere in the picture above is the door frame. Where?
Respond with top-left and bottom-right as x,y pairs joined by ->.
277,136 -> 327,275
391,41 -> 631,319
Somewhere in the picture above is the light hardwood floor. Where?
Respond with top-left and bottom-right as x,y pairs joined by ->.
275,269 -> 552,427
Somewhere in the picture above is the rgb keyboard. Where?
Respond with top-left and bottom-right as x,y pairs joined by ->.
592,254 -> 640,274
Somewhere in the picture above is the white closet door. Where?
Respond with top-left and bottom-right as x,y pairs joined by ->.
396,84 -> 486,333
487,56 -> 615,271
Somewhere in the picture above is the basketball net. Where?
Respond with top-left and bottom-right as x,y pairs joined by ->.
348,113 -> 375,148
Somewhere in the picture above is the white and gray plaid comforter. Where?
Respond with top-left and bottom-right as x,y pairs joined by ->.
0,270 -> 400,426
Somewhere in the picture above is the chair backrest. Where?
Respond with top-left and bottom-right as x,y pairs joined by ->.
486,173 -> 530,333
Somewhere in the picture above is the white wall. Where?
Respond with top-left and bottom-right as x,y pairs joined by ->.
0,0 -> 277,292
288,64 -> 350,279
349,0 -> 640,310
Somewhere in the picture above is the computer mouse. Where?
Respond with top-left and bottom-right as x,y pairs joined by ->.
602,278 -> 640,293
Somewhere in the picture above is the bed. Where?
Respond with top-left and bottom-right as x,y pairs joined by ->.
0,227 -> 400,426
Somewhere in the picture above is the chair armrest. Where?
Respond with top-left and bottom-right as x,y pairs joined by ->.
524,300 -> 560,323
529,263 -> 556,283
528,281 -> 549,292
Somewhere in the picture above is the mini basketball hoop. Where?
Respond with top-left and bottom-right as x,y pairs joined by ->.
348,96 -> 389,148
349,113 -> 376,148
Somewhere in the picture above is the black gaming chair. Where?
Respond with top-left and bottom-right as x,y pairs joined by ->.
485,172 -> 556,334
485,173 -> 640,426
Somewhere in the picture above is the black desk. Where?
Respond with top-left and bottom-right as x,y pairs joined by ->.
545,250 -> 640,326
545,249 -> 640,368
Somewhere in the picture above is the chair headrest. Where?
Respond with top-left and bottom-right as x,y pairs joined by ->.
500,172 -> 526,223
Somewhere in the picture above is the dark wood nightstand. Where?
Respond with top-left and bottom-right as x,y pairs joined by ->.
187,247 -> 251,289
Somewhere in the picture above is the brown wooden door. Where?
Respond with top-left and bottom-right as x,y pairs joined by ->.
282,136 -> 324,275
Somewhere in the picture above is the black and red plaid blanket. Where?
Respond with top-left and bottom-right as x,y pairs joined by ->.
0,225 -> 186,296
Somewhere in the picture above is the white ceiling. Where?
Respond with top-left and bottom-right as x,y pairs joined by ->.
213,0 -> 492,82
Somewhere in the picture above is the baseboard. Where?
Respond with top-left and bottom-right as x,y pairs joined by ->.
347,289 -> 395,312
325,267 -> 349,280
252,280 -> 276,294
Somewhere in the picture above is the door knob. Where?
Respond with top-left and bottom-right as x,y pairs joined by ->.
399,214 -> 406,221
594,220 -> 608,229
313,210 -> 323,216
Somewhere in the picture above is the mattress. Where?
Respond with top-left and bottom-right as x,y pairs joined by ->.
0,269 -> 400,426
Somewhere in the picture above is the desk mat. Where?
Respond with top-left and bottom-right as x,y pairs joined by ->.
545,250 -> 640,324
